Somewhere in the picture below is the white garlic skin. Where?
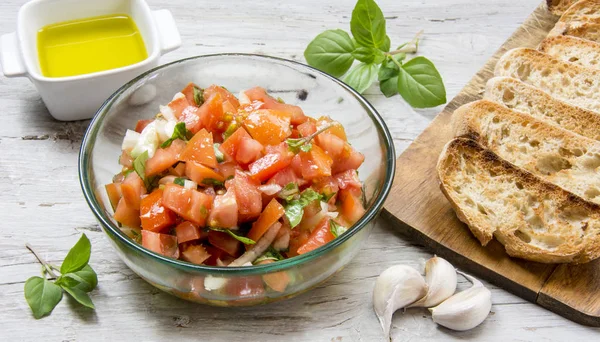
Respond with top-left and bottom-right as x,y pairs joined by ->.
373,265 -> 428,338
409,256 -> 457,308
429,272 -> 492,331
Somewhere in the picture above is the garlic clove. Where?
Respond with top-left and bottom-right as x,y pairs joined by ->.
429,271 -> 492,331
409,256 -> 457,308
373,265 -> 428,338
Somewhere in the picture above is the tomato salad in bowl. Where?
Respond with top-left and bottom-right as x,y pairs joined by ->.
107,83 -> 366,267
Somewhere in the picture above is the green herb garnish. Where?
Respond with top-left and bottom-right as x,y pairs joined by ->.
329,220 -> 348,238
279,183 -> 300,201
193,86 -> 204,106
285,188 -> 323,228
133,151 -> 156,190
304,0 -> 446,108
254,247 -> 285,264
161,122 -> 189,148
202,178 -> 224,187
174,177 -> 186,186
214,143 -> 225,163
322,191 -> 337,203
211,228 -> 256,245
24,234 -> 98,319
286,123 -> 335,154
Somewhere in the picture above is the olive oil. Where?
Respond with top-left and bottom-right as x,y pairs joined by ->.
37,14 -> 148,78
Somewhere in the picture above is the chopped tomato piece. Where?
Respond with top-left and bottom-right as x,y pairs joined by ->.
258,259 -> 290,292
267,166 -> 307,188
204,244 -> 226,266
244,87 -> 307,125
243,109 -> 292,146
290,154 -> 303,177
141,230 -> 179,258
105,183 -> 122,210
247,198 -> 285,241
135,119 -> 153,133
297,217 -> 335,255
204,85 -> 240,109
207,189 -> 238,228
145,139 -> 187,177
316,132 -> 345,159
219,127 -> 251,160
140,189 -> 177,232
179,105 -> 202,134
175,221 -> 204,243
297,120 -> 316,137
287,228 -> 310,257
248,153 -> 292,182
216,161 -> 240,180
339,188 -> 365,225
334,169 -> 362,190
181,82 -> 201,106
208,230 -> 242,257
180,128 -> 217,168
332,145 -> 365,174
113,197 -> 141,228
168,95 -> 191,119
299,144 -> 333,180
121,171 -> 146,209
236,137 -> 263,165
119,151 -> 133,168
162,183 -> 212,226
169,162 -> 186,177
225,276 -> 265,300
185,161 -> 225,186
233,170 -> 262,222
198,92 -> 226,133
181,244 -> 211,264
317,116 -> 347,141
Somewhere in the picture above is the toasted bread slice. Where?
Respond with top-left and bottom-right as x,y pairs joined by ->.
538,35 -> 600,69
550,21 -> 600,42
484,77 -> 600,141
453,99 -> 600,205
495,48 -> 600,113
547,0 -> 579,15
555,0 -> 600,25
437,137 -> 600,263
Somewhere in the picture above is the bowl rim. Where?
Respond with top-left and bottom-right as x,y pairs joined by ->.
79,53 -> 396,275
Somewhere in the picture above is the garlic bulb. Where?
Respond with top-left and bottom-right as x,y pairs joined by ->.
373,265 -> 428,338
429,271 -> 492,331
409,256 -> 457,308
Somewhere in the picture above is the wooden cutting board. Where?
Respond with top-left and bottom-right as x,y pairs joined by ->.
381,1 -> 600,326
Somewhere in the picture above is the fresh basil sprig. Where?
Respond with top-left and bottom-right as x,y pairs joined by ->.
24,234 -> 98,319
285,189 -> 322,228
304,0 -> 446,108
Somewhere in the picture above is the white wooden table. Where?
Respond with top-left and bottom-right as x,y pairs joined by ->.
1,0 -> 599,341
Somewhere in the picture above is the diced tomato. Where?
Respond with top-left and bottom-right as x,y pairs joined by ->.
179,106 -> 202,134
207,189 -> 238,228
258,259 -> 290,292
113,197 -> 141,228
244,87 -> 307,125
222,100 -> 237,115
181,82 -> 200,106
334,169 -> 362,190
180,128 -> 217,168
168,95 -> 191,119
121,171 -> 146,209
248,153 -> 291,182
204,85 -> 240,109
185,161 -> 225,186
105,183 -> 122,211
316,132 -> 345,159
204,244 -> 226,266
243,109 -> 292,146
181,244 -> 211,264
162,184 -> 212,226
175,221 -> 204,243
141,230 -> 179,258
216,161 -> 240,180
339,188 -> 365,225
312,176 -> 339,198
219,127 -> 251,160
170,162 -> 186,177
198,92 -> 226,133
236,137 -> 263,165
287,228 -> 310,257
317,116 -> 347,141
119,151 -> 133,168
299,144 -> 333,180
208,230 -> 242,257
225,276 -> 265,300
233,170 -> 262,222
297,120 -> 316,137
267,166 -> 307,188
332,145 -> 365,174
145,139 -> 187,177
135,119 -> 153,133
297,217 -> 335,255
140,189 -> 177,232
247,198 -> 285,241
290,154 -> 303,177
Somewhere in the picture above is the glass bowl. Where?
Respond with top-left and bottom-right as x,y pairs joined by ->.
79,54 -> 395,306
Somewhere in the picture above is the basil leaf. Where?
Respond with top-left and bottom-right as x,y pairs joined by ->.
211,228 -> 256,245
254,247 -> 285,264
382,35 -> 391,52
24,277 -> 63,319
174,177 -> 186,186
133,150 -> 153,190
350,0 -> 387,49
60,234 -> 91,274
286,137 -> 306,154
55,275 -> 79,288
352,46 -> 385,64
214,143 -> 225,163
300,143 -> 312,153
343,63 -> 378,94
397,56 -> 446,108
193,86 -> 204,106
202,178 -> 224,187
161,122 -> 189,148
378,54 -> 405,98
285,189 -> 323,228
330,220 -> 348,238
304,29 -> 355,77
61,285 -> 95,309
63,265 -> 98,292
279,183 -> 299,201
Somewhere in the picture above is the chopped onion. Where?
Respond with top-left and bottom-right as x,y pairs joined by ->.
204,275 -> 228,291
159,175 -> 176,185
121,129 -> 140,151
130,122 -> 159,158
258,184 -> 282,196
184,180 -> 198,189
159,105 -> 176,122
238,90 -> 250,105
172,92 -> 185,100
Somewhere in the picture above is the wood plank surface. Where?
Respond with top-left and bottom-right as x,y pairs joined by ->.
382,1 -> 600,326
2,0 -> 600,341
